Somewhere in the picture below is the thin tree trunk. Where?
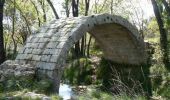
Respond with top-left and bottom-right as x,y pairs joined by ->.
82,0 -> 90,56
72,0 -> 80,57
65,0 -> 70,17
85,0 -> 92,57
80,37 -> 84,56
39,0 -> 47,22
30,0 -> 41,27
46,0 -> 59,19
162,0 -> 170,16
151,0 -> 169,68
85,0 -> 90,16
87,36 -> 92,57
72,0 -> 79,17
84,34 -> 86,56
110,0 -> 113,14
12,0 -> 17,58
0,0 -> 5,64
9,0 -> 32,35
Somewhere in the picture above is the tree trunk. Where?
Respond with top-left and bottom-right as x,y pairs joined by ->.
72,0 -> 79,17
39,0 -> 47,22
85,0 -> 90,16
80,36 -> 84,56
162,0 -> 170,16
12,0 -> 17,58
30,0 -> 41,27
151,0 -> 169,68
87,36 -> 92,57
72,0 -> 80,57
65,0 -> 70,17
9,0 -> 32,35
0,0 -> 5,64
46,0 -> 59,19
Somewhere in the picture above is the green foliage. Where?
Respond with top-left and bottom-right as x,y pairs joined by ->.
144,17 -> 160,43
77,86 -> 146,100
96,58 -> 112,87
33,79 -> 53,94
97,58 -> 151,96
0,77 -> 33,92
50,95 -> 62,100
62,57 -> 93,85
157,73 -> 170,99
89,43 -> 103,56
0,75 -> 55,99
78,88 -> 113,100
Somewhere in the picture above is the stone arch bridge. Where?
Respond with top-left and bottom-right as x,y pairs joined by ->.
15,13 -> 147,92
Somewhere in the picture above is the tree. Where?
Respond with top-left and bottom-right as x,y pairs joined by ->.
39,0 -> 47,22
162,0 -> 170,16
72,0 -> 80,57
151,0 -> 169,69
46,0 -> 59,19
0,0 -> 5,64
63,0 -> 71,17
30,0 -> 41,27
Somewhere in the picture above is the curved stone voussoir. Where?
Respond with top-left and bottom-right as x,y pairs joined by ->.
15,14 -> 148,92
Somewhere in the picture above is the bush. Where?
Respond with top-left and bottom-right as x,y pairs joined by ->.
62,57 -> 93,85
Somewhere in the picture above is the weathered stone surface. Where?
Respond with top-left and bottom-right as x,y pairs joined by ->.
36,62 -> 56,70
50,55 -> 59,63
16,13 -> 147,67
15,13 -> 147,92
43,49 -> 60,55
0,60 -> 35,81
32,55 -> 41,61
40,55 -> 51,62
32,49 -> 42,54
24,92 -> 50,99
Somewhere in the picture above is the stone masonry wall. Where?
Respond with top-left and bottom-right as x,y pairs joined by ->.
15,13 -> 147,92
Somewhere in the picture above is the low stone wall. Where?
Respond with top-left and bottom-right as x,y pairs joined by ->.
0,60 -> 35,82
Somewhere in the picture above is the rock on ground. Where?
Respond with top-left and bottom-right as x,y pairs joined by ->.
0,60 -> 35,81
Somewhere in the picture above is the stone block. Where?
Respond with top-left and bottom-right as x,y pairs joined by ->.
56,42 -> 66,49
25,54 -> 33,60
26,36 -> 33,43
43,49 -> 60,55
26,43 -> 39,48
40,55 -> 51,62
46,70 -> 53,78
50,55 -> 59,63
32,55 -> 41,61
18,48 -> 25,54
50,36 -> 60,42
25,43 -> 32,48
46,28 -> 58,33
38,27 -> 48,33
53,32 -> 61,37
24,48 -> 33,54
38,43 -> 46,49
32,49 -> 42,54
36,62 -> 56,70
38,38 -> 49,43
57,37 -> 69,42
15,54 -> 24,60
31,37 -> 40,43
46,42 -> 58,49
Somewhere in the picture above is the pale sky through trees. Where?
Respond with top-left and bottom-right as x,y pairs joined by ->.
53,0 -> 154,19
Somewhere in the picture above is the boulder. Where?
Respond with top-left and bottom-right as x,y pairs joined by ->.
0,60 -> 35,81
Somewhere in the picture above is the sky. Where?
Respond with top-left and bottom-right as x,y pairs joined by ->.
53,0 -> 154,19
137,0 -> 154,19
